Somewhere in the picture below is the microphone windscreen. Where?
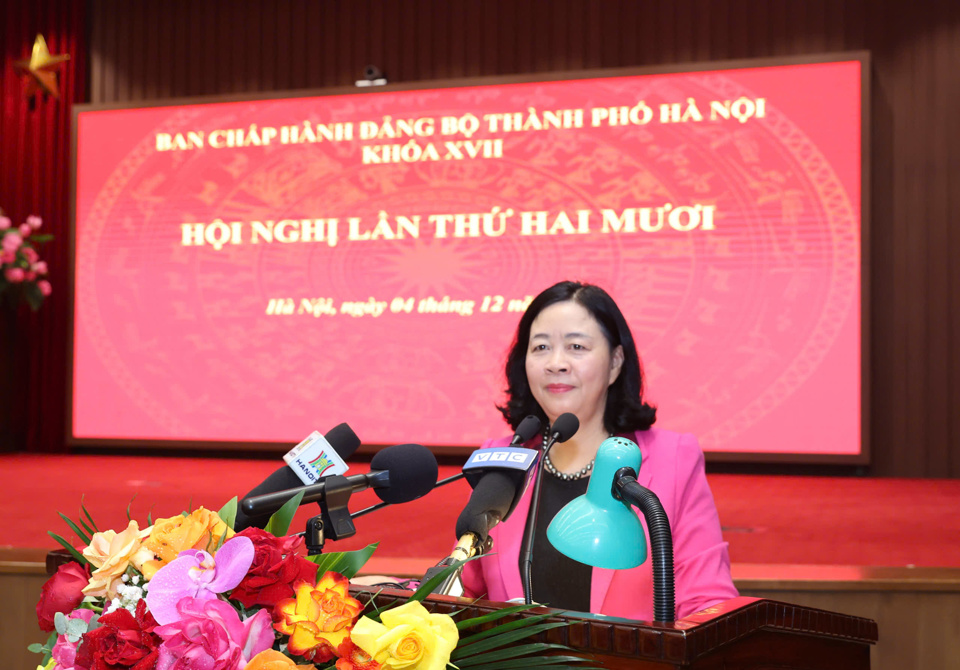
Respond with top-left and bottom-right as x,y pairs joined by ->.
455,471 -> 517,540
325,422 -> 362,459
234,467 -> 303,530
551,413 -> 580,442
513,415 -> 542,444
370,443 -> 438,504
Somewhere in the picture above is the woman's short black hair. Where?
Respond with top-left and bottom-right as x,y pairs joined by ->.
497,280 -> 656,434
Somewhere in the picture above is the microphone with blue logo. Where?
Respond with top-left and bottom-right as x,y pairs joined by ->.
422,416 -> 542,595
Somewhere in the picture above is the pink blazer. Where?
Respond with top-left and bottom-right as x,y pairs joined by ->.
460,427 -> 738,621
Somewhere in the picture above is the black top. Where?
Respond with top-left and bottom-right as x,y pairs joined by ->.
529,471 -> 592,612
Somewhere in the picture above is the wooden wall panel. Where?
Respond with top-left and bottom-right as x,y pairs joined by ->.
84,0 -> 960,477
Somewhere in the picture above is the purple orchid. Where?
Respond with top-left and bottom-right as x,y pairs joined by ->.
145,535 -> 254,625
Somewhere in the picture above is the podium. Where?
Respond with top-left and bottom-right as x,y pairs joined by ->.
41,552 -> 878,668
352,588 -> 878,669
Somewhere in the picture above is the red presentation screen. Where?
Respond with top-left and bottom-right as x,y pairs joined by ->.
72,57 -> 864,459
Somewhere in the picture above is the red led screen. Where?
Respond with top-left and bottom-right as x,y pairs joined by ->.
72,58 -> 864,458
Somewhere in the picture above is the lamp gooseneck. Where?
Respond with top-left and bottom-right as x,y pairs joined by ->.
613,466 -> 675,623
547,436 -> 676,622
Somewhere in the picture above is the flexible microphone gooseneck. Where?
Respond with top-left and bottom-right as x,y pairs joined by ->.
519,412 -> 579,605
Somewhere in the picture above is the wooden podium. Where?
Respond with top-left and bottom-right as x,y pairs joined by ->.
352,588 -> 878,670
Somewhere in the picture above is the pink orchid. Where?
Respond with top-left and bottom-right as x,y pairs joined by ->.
5,267 -> 24,282
34,260 -> 48,274
0,216 -> 10,230
2,232 -> 22,253
50,607 -> 97,670
0,250 -> 13,264
38,280 -> 52,296
27,215 -> 42,229
154,596 -> 273,670
145,536 -> 254,625
19,223 -> 31,236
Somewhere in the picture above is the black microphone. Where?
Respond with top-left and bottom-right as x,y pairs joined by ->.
234,423 -> 361,531
544,412 -> 579,450
519,412 -> 579,604
241,443 -> 438,517
351,416 -> 542,522
455,470 -> 519,545
510,415 -> 542,445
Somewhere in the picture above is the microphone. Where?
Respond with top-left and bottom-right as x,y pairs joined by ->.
510,415 -> 542,445
455,470 -> 520,545
544,412 -> 579,450
234,423 -> 361,531
420,418 -> 542,596
350,416 -> 542,522
423,471 -> 523,596
241,443 -> 438,517
519,412 -> 579,604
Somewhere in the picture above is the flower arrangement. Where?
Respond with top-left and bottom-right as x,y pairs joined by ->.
0,210 -> 52,310
31,492 -> 592,670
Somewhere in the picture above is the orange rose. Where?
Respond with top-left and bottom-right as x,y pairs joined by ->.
137,507 -> 233,579
273,571 -> 363,663
336,638 -> 382,670
244,649 -> 315,670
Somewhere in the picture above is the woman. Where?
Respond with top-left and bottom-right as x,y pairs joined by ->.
460,281 -> 737,620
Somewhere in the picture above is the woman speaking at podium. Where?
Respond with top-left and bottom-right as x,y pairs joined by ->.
460,281 -> 738,620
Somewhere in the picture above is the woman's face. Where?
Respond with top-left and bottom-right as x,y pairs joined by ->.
524,300 -> 624,429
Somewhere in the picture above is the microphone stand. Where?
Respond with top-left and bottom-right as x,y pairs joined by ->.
518,435 -> 556,605
613,467 -> 675,622
304,474 -> 357,555
350,473 -> 465,519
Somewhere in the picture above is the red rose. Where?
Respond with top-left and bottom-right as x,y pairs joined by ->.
37,561 -> 90,632
75,600 -> 160,670
229,528 -> 318,608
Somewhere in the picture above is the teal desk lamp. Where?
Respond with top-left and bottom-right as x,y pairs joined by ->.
547,436 -> 676,621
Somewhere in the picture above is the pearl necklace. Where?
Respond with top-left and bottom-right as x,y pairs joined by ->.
541,430 -> 595,481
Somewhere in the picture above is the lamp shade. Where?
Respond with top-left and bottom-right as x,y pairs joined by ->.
546,437 -> 647,569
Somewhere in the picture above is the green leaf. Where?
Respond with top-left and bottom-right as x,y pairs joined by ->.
452,621 -> 571,659
462,656 -> 596,670
23,283 -> 43,311
307,542 -> 378,579
218,496 -> 238,531
58,512 -> 91,544
81,502 -> 100,532
409,561 -> 463,602
48,531 -> 90,567
456,611 -> 557,649
29,233 -> 54,243
77,514 -> 96,537
28,631 -> 58,665
454,643 -> 576,667
126,495 -> 138,522
456,602 -> 540,630
264,490 -> 305,537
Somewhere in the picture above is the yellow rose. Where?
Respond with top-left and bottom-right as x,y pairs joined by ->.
137,507 -> 233,579
81,520 -> 151,598
351,601 -> 458,670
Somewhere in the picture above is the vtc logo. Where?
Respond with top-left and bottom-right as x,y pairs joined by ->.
471,451 -> 530,464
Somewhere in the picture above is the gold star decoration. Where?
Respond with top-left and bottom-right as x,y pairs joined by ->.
14,34 -> 70,99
